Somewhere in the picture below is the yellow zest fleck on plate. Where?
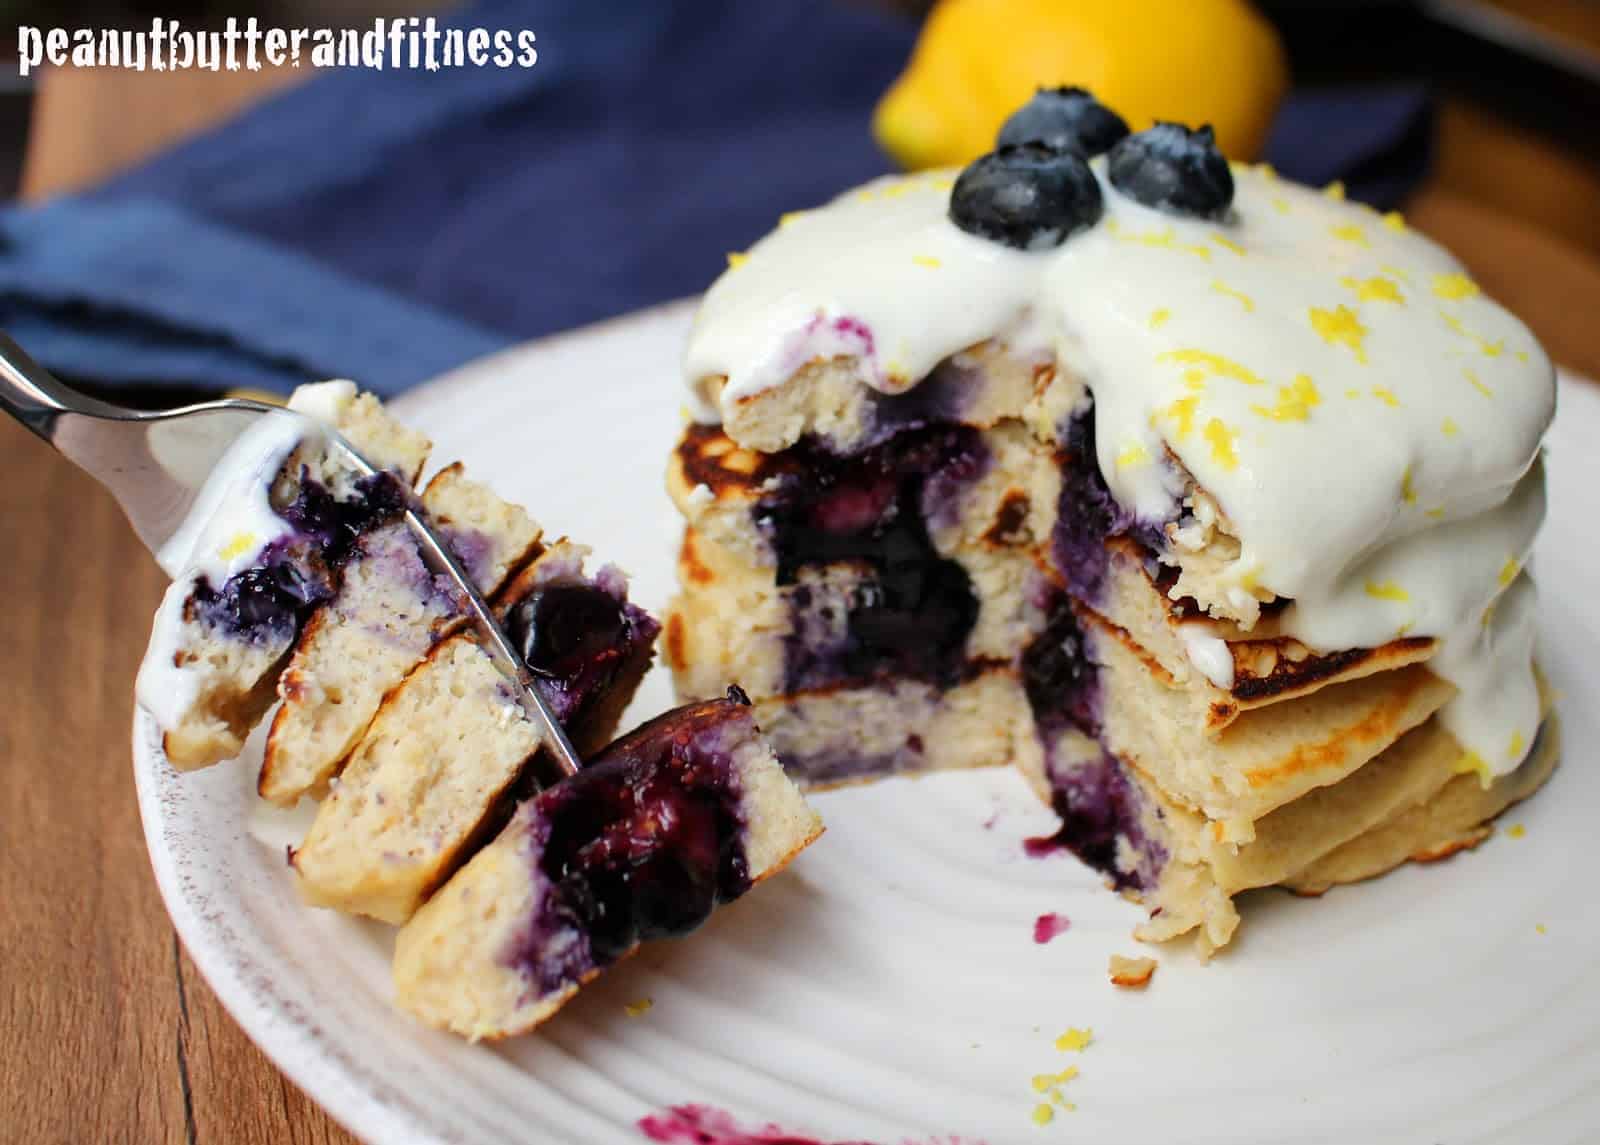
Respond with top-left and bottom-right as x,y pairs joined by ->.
725,251 -> 749,269
1370,385 -> 1400,407
1505,822 -> 1526,839
1464,368 -> 1493,398
1364,579 -> 1409,602
1250,374 -> 1321,422
1271,196 -> 1291,214
1032,1103 -> 1054,1127
1345,388 -> 1362,399
1157,348 -> 1265,386
1508,730 -> 1526,760
779,210 -> 808,227
1426,506 -> 1445,519
1031,1066 -> 1079,1092
1203,418 -> 1239,470
623,998 -> 654,1017
1329,222 -> 1369,246
1400,464 -> 1417,505
1340,275 -> 1404,304
912,254 -> 942,269
1499,556 -> 1520,587
1537,924 -> 1548,935
1382,211 -> 1406,232
1210,279 -> 1255,312
1431,272 -> 1480,301
1442,417 -> 1460,437
1054,1026 -> 1094,1052
1149,307 -> 1172,329
1309,304 -> 1369,363
218,532 -> 259,561
1324,180 -> 1346,200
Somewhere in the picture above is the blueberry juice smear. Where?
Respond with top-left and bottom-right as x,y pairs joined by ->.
523,696 -> 753,988
193,470 -> 408,640
757,426 -> 985,693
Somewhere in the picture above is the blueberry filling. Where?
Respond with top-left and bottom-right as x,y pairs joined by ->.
997,86 -> 1130,157
1052,406 -> 1165,602
192,470 -> 408,640
502,581 -> 660,731
1107,122 -> 1234,219
949,143 -> 1104,251
757,426 -> 985,692
1021,595 -> 1165,891
1021,596 -> 1101,740
1026,750 -> 1164,893
520,694 -> 754,989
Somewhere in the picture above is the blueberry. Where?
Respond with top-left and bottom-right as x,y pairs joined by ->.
949,144 -> 1103,251
1106,122 -> 1233,219
997,87 -> 1129,157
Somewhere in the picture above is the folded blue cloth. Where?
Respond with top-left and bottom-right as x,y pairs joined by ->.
0,0 -> 1432,397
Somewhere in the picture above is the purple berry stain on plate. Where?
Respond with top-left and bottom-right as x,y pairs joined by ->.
637,1104 -> 987,1145
1033,913 -> 1071,944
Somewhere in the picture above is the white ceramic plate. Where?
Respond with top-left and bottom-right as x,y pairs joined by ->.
135,301 -> 1600,1145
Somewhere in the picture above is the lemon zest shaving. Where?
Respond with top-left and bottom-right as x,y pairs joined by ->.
1054,1027 -> 1094,1052
1157,348 -> 1266,386
1211,231 -> 1247,256
1250,374 -> 1321,422
1116,443 -> 1151,470
1340,275 -> 1404,304
1204,418 -> 1239,471
1364,579 -> 1410,602
1309,305 -> 1370,363
1431,272 -> 1480,301
1210,279 -> 1255,312
1329,222 -> 1369,246
218,533 -> 258,561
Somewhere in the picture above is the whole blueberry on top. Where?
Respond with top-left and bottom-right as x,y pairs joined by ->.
1106,122 -> 1233,219
996,87 -> 1130,157
949,144 -> 1104,251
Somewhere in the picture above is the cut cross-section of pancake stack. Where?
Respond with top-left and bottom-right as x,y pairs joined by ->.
138,382 -> 821,1037
666,132 -> 1559,957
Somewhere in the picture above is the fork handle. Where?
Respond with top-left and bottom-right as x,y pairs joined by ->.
0,330 -> 135,441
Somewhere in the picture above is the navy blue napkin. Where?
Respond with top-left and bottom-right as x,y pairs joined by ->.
0,0 -> 1431,397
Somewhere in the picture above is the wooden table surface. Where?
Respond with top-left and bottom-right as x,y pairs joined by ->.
4,74 -> 1600,1145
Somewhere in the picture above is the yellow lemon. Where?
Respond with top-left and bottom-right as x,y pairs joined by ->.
874,0 -> 1288,170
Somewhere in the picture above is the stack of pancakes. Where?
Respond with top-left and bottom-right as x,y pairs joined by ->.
666,341 -> 1558,955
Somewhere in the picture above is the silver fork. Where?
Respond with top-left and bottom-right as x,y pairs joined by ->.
0,331 -> 583,778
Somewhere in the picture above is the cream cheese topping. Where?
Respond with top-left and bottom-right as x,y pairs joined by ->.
135,390 -> 355,733
684,165 -> 1555,778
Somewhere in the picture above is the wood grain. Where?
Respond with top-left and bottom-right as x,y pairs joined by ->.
0,423 -> 354,1144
